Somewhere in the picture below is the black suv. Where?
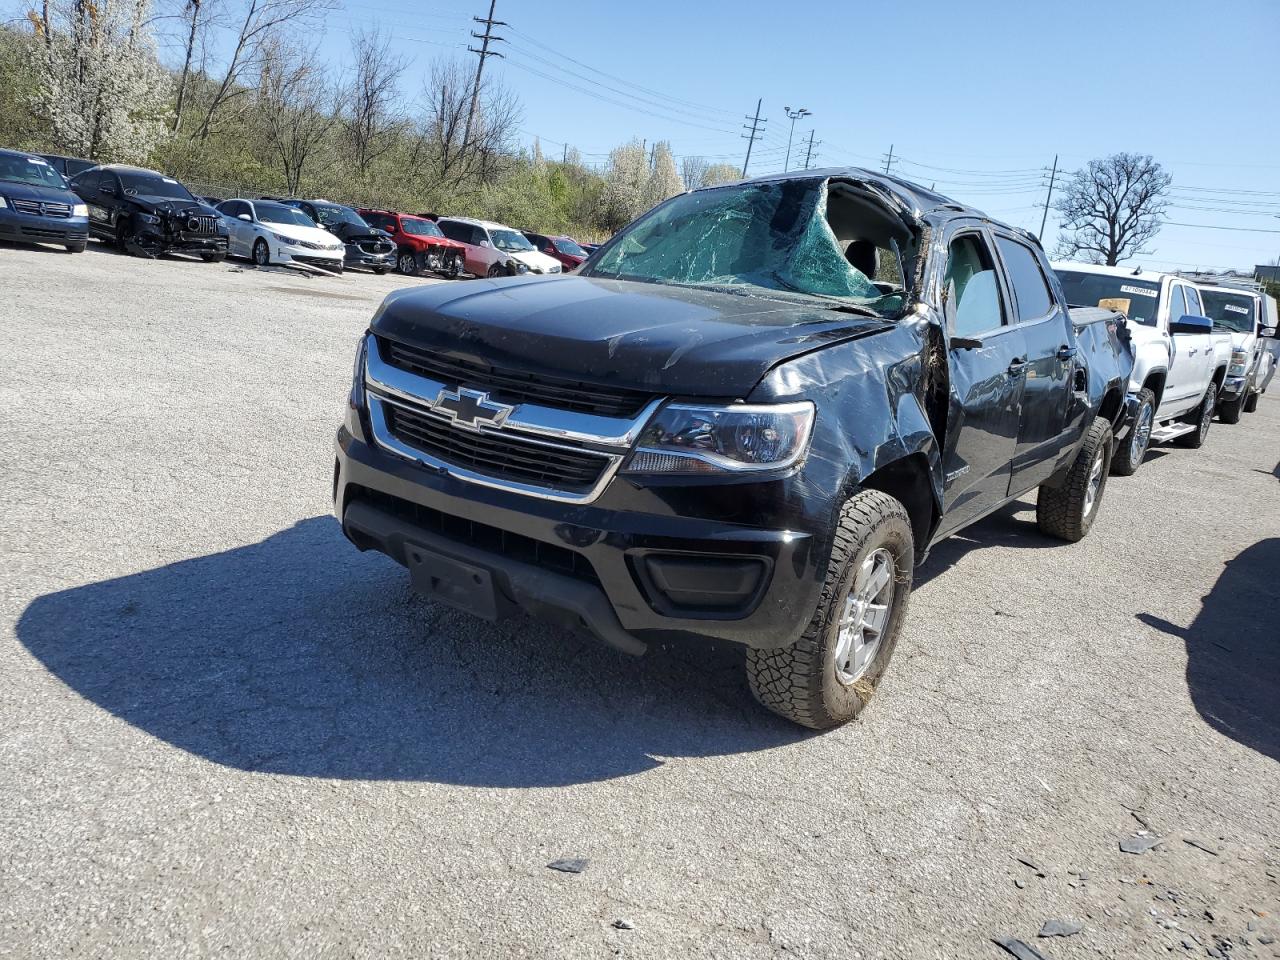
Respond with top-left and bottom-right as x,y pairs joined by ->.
334,169 -> 1135,728
69,165 -> 228,260
269,198 -> 396,273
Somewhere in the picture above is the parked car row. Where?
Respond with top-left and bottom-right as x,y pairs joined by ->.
1,147 -> 601,284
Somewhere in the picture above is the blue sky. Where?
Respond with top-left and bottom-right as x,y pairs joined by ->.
312,0 -> 1280,272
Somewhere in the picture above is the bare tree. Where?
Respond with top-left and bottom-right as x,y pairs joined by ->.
412,58 -> 518,195
1054,153 -> 1172,265
680,155 -> 708,191
170,0 -> 212,132
255,40 -> 335,193
193,0 -> 332,141
342,27 -> 406,176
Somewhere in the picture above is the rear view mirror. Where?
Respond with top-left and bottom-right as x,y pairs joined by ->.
1169,314 -> 1213,336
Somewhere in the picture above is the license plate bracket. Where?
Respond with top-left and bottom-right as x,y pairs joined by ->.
405,544 -> 499,621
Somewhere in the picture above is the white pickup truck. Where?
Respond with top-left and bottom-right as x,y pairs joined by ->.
1197,281 -> 1278,422
1053,263 -> 1231,476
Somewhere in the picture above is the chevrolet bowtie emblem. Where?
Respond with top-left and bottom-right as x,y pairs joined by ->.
432,386 -> 514,431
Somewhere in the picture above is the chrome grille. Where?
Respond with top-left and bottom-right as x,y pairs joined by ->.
382,399 -> 613,492
182,215 -> 219,235
12,199 -> 71,218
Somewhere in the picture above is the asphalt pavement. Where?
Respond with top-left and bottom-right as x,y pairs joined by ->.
2,241 -> 1278,959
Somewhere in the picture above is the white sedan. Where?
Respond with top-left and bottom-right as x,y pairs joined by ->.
214,198 -> 345,271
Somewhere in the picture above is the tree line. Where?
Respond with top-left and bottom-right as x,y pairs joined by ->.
0,0 -> 740,239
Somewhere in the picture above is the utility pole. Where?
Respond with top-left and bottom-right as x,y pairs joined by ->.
463,0 -> 506,150
782,105 -> 811,172
1039,153 -> 1059,239
741,98 -> 766,177
882,144 -> 894,174
802,130 -> 820,169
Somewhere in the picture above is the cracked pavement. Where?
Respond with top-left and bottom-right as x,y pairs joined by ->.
1,243 -> 1278,959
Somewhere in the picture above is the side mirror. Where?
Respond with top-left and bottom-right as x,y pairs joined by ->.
480,239 -> 492,248
1262,326 -> 1278,338
1169,314 -> 1213,336
237,213 -> 251,222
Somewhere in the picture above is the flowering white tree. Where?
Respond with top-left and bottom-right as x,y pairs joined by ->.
29,0 -> 171,162
645,140 -> 684,209
602,138 -> 686,230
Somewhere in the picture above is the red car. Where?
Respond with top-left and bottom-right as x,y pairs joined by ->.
357,209 -> 466,278
521,231 -> 591,272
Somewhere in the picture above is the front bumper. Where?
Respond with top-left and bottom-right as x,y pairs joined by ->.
345,244 -> 395,268
163,233 -> 228,254
333,424 -> 828,654
0,208 -> 89,245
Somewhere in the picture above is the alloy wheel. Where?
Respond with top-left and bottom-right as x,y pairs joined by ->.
833,548 -> 895,686
1084,445 -> 1105,516
1130,401 -> 1153,463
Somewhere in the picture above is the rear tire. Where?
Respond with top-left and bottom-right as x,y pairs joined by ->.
1111,387 -> 1154,477
1244,390 -> 1260,413
746,490 -> 914,730
1175,382 -> 1216,448
1037,416 -> 1112,543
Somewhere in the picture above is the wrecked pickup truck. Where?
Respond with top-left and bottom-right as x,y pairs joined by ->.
334,169 -> 1135,729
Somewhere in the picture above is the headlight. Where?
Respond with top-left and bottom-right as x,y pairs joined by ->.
513,260 -> 530,274
549,264 -> 562,273
0,196 -> 7,208
272,232 -> 296,245
350,335 -> 368,409
72,203 -> 88,217
137,213 -> 160,224
623,401 -> 815,475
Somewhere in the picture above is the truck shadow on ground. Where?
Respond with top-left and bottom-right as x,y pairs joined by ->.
16,517 -> 807,787
1137,537 -> 1280,764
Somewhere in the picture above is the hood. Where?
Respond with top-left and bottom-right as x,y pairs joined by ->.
267,222 -> 342,248
1229,331 -> 1255,350
370,275 -> 893,397
328,221 -> 392,243
130,194 -> 220,218
0,179 -> 80,207
510,249 -> 562,272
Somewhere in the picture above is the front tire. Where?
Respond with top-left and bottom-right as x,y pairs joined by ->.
487,263 -> 504,279
746,490 -> 914,730
1111,387 -> 1154,476
396,249 -> 419,276
65,242 -> 87,253
1175,382 -> 1216,448
1218,395 -> 1243,424
200,250 -> 227,263
1037,416 -> 1113,543
252,238 -> 270,267
373,266 -> 388,276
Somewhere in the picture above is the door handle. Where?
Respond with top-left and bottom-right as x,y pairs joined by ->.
1008,356 -> 1027,376
1057,345 -> 1077,361
1188,347 -> 1198,356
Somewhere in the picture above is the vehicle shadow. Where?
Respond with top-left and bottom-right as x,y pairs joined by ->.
15,517 -> 806,787
1137,537 -> 1280,763
915,500 -> 1056,588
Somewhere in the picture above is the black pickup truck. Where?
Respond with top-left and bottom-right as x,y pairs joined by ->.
334,169 -> 1135,728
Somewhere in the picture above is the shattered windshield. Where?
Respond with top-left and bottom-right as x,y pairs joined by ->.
402,218 -> 444,238
314,204 -> 367,229
1200,290 -> 1256,334
1054,270 -> 1162,326
582,178 -> 902,316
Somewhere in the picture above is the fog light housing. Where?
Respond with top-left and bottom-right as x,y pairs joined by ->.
633,552 -> 771,617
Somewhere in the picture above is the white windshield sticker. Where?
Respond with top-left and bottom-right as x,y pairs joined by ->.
1120,284 -> 1158,298
28,157 -> 49,165
1223,303 -> 1249,315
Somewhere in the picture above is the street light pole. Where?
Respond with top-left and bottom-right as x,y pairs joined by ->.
783,106 -> 811,173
